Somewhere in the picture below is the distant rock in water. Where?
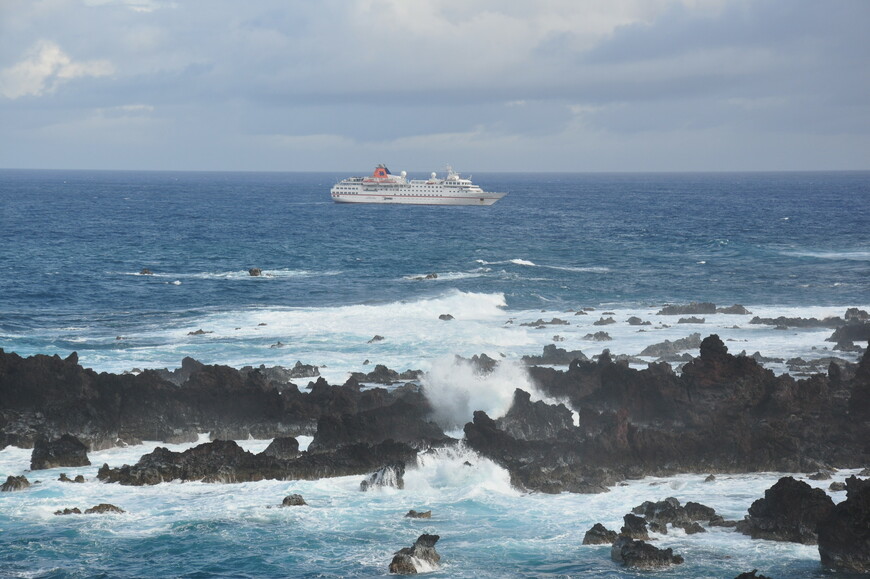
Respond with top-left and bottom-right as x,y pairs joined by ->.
367,335 -> 384,343
739,476 -> 835,544
733,571 -> 772,579
583,331 -> 611,341
438,314 -> 454,321
405,509 -> 431,518
187,329 -> 212,335
627,316 -> 651,326
2,475 -> 30,492
749,315 -> 844,328
678,316 -> 705,324
139,268 -> 153,275
31,434 -> 90,470
657,302 -> 716,315
593,316 -> 616,326
717,304 -> 752,315
389,534 -> 441,574
522,344 -> 588,365
638,333 -> 702,357
84,503 -> 125,514
817,475 -> 870,573
281,494 -> 307,506
248,268 -> 262,276
521,318 -> 569,328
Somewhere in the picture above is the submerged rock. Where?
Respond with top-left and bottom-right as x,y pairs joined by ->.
733,571 -> 772,579
389,534 -> 441,574
405,510 -> 431,519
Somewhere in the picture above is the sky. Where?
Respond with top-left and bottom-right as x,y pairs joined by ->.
1,0 -> 868,172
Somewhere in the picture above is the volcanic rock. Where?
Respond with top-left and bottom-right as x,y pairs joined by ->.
54,507 -> 82,515
717,304 -> 751,314
627,316 -> 651,326
582,523 -> 618,545
638,333 -> 702,357
739,476 -> 835,544
281,494 -> 307,506
261,436 -> 300,460
405,510 -> 431,518
828,321 -> 870,344
610,537 -> 684,569
620,513 -> 650,540
734,571 -> 771,579
31,434 -> 90,470
495,389 -> 575,441
583,331 -> 611,341
1,475 -> 30,492
360,462 -> 405,491
248,268 -> 262,276
678,316 -> 705,324
817,475 -> 870,572
84,503 -> 125,514
593,316 -> 616,326
522,344 -> 588,365
389,534 -> 441,574
97,439 -> 417,485
657,302 -> 716,315
438,314 -> 454,321
58,473 -> 85,483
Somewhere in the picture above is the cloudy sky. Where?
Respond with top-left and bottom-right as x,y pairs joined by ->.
1,0 -> 868,172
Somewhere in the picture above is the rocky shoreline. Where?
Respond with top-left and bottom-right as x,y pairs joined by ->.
2,307 -> 869,573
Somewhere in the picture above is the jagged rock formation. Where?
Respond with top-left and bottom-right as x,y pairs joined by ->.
96,439 -> 417,485
521,344 -> 588,365
610,537 -> 683,569
465,336 -> 870,493
738,477 -> 835,544
360,463 -> 405,491
30,434 -> 90,470
0,350 -> 440,451
1,475 -> 30,491
817,475 -> 870,572
389,534 -> 441,574
582,523 -> 618,545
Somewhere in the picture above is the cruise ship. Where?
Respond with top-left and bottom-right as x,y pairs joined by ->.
330,165 -> 506,205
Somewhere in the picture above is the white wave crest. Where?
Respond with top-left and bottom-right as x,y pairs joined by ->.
781,249 -> 870,261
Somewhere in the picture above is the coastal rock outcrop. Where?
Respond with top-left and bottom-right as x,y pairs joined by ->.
96,439 -> 418,485
817,475 -> 870,572
739,476 -> 834,544
30,434 -> 90,470
582,523 -> 618,545
610,537 -> 684,569
360,462 -> 405,491
389,534 -> 441,574
1,475 -> 30,491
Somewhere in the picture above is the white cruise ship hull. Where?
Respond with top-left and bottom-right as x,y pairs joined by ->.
331,165 -> 506,206
331,191 -> 505,205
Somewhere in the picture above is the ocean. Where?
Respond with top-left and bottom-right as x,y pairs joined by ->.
1,169 -> 869,577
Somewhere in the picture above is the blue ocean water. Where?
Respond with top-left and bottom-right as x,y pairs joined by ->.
1,169 -> 869,577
